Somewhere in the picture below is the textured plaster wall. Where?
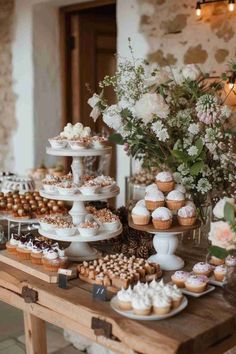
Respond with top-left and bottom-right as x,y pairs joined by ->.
138,0 -> 236,74
0,0 -> 16,170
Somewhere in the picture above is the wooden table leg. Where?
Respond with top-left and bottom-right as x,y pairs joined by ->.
23,311 -> 47,354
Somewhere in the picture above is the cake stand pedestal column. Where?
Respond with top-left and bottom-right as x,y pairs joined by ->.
71,156 -> 84,184
69,201 -> 87,225
65,242 -> 98,261
148,232 -> 184,271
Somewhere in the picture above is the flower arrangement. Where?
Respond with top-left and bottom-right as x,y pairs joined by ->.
88,46 -> 236,209
209,198 -> 236,258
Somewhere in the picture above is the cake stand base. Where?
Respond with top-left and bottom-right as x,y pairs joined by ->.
65,242 -> 99,262
148,232 -> 184,271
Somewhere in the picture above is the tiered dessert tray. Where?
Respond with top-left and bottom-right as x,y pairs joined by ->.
129,217 -> 201,271
39,145 -> 122,261
0,250 -> 76,283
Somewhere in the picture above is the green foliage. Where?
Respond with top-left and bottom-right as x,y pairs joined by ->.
108,133 -> 124,145
209,245 -> 229,259
224,202 -> 236,225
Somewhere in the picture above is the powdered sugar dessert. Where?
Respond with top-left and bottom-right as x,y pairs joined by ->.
185,274 -> 208,293
214,265 -> 227,281
78,220 -> 100,237
166,190 -> 185,210
177,205 -> 196,226
132,205 -> 150,225
155,171 -> 175,192
152,207 -> 172,230
145,190 -> 165,211
171,271 -> 190,288
193,262 -> 213,276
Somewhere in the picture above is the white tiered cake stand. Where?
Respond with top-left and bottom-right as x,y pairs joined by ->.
129,217 -> 201,271
38,146 -> 122,261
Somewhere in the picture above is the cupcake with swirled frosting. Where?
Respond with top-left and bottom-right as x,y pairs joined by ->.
131,294 -> 152,316
152,293 -> 171,315
117,286 -> 133,310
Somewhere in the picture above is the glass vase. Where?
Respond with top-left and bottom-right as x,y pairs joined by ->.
223,258 -> 236,307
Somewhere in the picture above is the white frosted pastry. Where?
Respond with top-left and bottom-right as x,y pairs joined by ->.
156,171 -> 173,182
131,295 -> 152,315
167,190 -> 185,201
132,205 -> 150,225
133,281 -> 149,295
117,287 -> 133,310
152,293 -> 171,315
185,200 -> 196,209
145,190 -> 164,201
145,183 -> 159,193
132,205 -> 150,216
152,207 -> 172,221
178,206 -> 196,218
136,199 -> 146,207
174,184 -> 186,194
193,262 -> 212,276
164,284 -> 183,308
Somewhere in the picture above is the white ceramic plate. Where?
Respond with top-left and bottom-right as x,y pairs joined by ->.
208,276 -> 224,288
181,285 -> 215,298
110,295 -> 188,321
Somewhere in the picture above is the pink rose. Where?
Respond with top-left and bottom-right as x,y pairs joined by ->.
208,221 -> 236,250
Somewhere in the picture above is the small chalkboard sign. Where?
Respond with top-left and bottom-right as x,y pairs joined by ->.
92,284 -> 108,301
58,269 -> 72,289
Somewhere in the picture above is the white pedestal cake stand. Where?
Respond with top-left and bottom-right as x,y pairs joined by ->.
129,217 -> 201,271
38,146 -> 122,261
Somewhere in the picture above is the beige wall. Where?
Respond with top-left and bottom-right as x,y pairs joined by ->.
138,0 -> 236,75
0,0 -> 16,170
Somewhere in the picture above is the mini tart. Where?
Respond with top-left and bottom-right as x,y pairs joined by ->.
16,247 -> 31,260
214,265 -> 227,282
166,191 -> 185,211
131,205 -> 150,225
171,271 -> 190,288
6,242 -> 18,255
192,262 -> 213,277
185,275 -> 208,293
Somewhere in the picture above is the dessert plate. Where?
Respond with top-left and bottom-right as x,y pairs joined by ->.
208,276 -> 224,288
110,295 -> 188,321
181,285 -> 215,298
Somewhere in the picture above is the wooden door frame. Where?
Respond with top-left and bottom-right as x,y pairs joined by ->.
59,0 -> 116,128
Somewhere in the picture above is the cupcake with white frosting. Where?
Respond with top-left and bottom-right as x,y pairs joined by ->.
131,294 -> 152,316
164,284 -> 183,308
174,184 -> 186,195
135,199 -> 146,208
177,205 -> 196,226
117,286 -> 133,310
171,271 -> 190,288
185,274 -> 208,293
145,183 -> 159,193
131,205 -> 150,225
152,207 -> 172,230
145,190 -> 165,211
214,265 -> 227,282
155,171 -> 175,192
192,262 -> 213,277
166,190 -> 185,210
152,293 -> 171,315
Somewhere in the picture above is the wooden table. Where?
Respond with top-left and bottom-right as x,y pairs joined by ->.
1,261 -> 236,354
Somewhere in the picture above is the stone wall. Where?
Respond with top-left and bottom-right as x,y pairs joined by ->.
0,0 -> 16,170
138,0 -> 236,75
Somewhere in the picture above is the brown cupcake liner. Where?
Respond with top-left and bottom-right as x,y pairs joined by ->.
156,180 -> 175,192
166,200 -> 185,210
132,214 -> 150,225
145,200 -> 165,211
177,216 -> 196,226
152,218 -> 172,230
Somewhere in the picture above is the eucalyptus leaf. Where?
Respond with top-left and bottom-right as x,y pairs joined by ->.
171,150 -> 189,163
108,133 -> 124,145
195,138 -> 204,157
190,161 -> 204,176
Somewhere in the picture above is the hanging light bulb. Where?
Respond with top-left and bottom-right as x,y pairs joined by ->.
196,1 -> 202,16
228,0 -> 235,11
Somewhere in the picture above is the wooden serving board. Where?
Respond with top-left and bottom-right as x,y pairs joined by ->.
0,250 -> 77,283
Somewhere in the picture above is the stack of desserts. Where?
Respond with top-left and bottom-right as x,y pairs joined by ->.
48,123 -> 108,150
0,191 -> 68,219
6,233 -> 68,272
86,206 -> 120,231
131,171 -> 197,230
42,174 -> 116,196
116,279 -> 183,315
171,259 -> 235,293
77,253 -> 161,289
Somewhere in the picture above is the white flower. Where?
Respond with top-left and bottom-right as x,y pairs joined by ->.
87,93 -> 100,108
213,197 -> 235,219
197,178 -> 211,193
144,66 -> 170,87
188,123 -> 199,135
135,93 -> 169,124
81,126 -> 91,138
151,121 -> 169,142
170,67 -> 184,85
182,64 -> 201,81
221,105 -> 231,119
103,105 -> 123,131
187,146 -> 198,156
90,106 -> 101,122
